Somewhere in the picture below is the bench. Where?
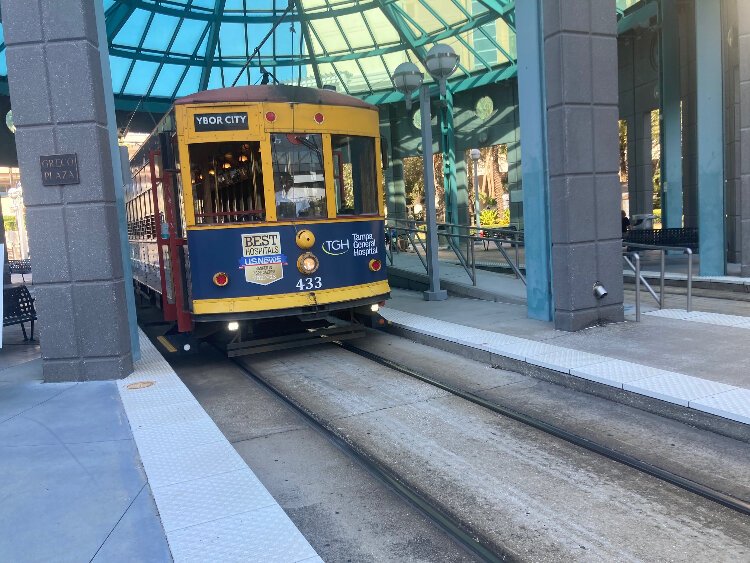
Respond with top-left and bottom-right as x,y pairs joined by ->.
3,285 -> 36,341
8,259 -> 32,283
624,228 -> 698,251
480,225 -> 523,250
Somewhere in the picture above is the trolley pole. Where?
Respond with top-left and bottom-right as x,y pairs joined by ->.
420,85 -> 447,301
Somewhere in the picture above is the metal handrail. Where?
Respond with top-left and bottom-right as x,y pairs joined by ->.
622,243 -> 693,320
386,218 -> 526,286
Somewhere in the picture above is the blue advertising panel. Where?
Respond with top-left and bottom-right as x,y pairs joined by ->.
187,220 -> 387,301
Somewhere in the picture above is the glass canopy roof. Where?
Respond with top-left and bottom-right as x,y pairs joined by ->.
0,1 -> 638,109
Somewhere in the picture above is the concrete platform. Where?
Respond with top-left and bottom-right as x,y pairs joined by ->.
0,326 -> 171,562
0,324 -> 320,563
381,289 -> 750,431
120,331 -> 321,563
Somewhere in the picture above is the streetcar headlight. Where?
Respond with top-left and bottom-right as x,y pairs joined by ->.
297,252 -> 319,274
370,304 -> 380,312
227,321 -> 239,331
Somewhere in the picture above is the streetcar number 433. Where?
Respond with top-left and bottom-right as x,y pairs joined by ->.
296,277 -> 322,291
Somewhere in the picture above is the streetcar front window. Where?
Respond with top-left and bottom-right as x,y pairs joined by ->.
187,141 -> 265,225
271,133 -> 327,220
332,135 -> 378,216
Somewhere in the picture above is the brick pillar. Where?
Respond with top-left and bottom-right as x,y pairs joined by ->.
739,0 -> 750,276
2,0 -> 133,380
543,0 -> 624,330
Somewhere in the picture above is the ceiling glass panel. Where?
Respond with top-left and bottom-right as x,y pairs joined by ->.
0,0 -> 543,107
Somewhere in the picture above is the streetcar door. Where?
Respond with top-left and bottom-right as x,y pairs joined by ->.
149,133 -> 192,332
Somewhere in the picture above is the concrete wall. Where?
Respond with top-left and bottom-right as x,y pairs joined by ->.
738,0 -> 750,276
2,0 -> 133,381
542,0 -> 625,331
724,0 -> 741,265
618,27 -> 659,217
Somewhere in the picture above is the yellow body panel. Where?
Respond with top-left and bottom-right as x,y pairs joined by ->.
174,101 -> 384,230
192,280 -> 390,315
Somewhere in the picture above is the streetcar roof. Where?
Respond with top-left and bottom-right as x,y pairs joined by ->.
175,85 -> 376,111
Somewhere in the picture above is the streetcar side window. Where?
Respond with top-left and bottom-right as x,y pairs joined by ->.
187,141 -> 266,225
271,133 -> 327,220
331,135 -> 378,216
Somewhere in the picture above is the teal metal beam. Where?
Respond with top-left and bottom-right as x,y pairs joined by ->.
118,9 -> 157,95
143,0 -> 196,100
365,64 -> 517,104
320,0 -> 373,93
617,1 -> 657,35
305,20 -> 352,94
293,0 -> 322,88
105,1 -> 136,40
375,0 -> 428,64
515,0 -> 553,321
440,87 -> 459,227
659,0 -> 682,228
199,0 -> 227,91
107,6 -> 502,69
474,0 -> 516,31
116,0 -> 398,24
695,0 -> 725,275
170,21 -> 212,99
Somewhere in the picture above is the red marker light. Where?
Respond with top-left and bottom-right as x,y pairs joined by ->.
314,112 -> 324,124
213,272 -> 229,287
368,259 -> 382,272
266,111 -> 277,122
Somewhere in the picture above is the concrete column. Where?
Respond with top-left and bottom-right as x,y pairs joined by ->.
695,0 -> 726,276
681,3 -> 699,229
660,0 -> 683,228
516,0 -> 553,322
739,0 -> 750,277
632,112 -> 654,217
454,152 -> 470,226
387,108 -> 407,220
0,199 -> 10,283
507,93 -> 523,229
507,138 -> 523,230
440,88 -> 458,226
522,0 -> 624,331
2,0 -> 134,380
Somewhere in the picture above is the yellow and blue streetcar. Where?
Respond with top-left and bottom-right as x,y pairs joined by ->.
127,85 -> 389,354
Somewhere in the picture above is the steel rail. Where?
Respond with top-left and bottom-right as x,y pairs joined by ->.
339,343 -> 750,518
232,358 -> 514,563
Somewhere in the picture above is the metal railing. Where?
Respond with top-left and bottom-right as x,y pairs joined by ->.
623,243 -> 693,321
385,218 -> 526,286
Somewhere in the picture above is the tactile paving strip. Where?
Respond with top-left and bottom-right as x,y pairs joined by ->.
690,388 -> 750,425
118,331 -> 319,562
646,309 -> 750,328
167,504 -> 320,563
381,308 -> 749,425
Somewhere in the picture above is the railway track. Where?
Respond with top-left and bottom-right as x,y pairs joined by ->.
233,356 -> 510,563
231,337 -> 750,561
337,342 -> 750,519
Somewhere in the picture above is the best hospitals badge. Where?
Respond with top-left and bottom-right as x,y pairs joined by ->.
240,232 -> 287,285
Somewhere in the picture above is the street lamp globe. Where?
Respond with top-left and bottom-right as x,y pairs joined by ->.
392,61 -> 423,110
425,44 -> 459,98
470,148 -> 481,162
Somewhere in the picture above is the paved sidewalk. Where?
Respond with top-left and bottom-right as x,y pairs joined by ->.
120,331 -> 321,563
0,326 -> 171,562
382,289 -> 750,426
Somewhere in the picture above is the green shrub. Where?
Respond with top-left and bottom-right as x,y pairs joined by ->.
480,208 -> 498,226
